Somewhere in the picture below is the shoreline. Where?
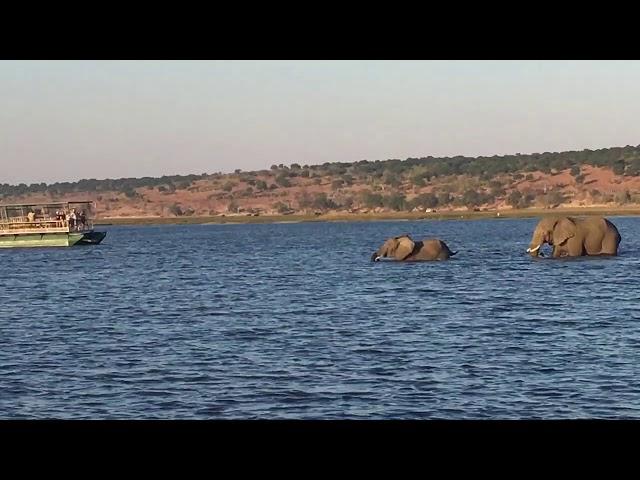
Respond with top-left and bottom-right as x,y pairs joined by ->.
96,206 -> 640,226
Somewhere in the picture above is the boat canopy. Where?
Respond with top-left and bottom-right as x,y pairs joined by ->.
0,201 -> 98,235
0,201 -> 97,222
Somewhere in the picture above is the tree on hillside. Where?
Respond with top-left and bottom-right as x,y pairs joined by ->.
411,175 -> 426,188
461,189 -> 483,209
506,190 -> 533,209
275,174 -> 291,188
616,190 -> 631,205
383,193 -> 407,211
543,189 -> 566,207
312,193 -> 337,211
570,165 -> 581,177
296,190 -> 313,209
436,191 -> 452,206
272,201 -> 292,214
361,190 -> 384,208
123,188 -> 140,199
168,203 -> 183,216
341,174 -> 354,186
625,158 -> 640,176
488,180 -> 506,197
520,192 -> 534,208
411,193 -> 438,209
227,200 -> 240,213
612,160 -> 626,175
507,190 -> 522,208
339,195 -> 354,210
383,172 -> 401,188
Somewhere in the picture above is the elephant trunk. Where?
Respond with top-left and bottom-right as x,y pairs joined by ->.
371,252 -> 380,262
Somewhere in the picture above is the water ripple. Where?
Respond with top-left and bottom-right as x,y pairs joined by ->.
1,217 -> 640,418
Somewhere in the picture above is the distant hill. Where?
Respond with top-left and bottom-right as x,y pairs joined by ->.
4,144 -> 640,217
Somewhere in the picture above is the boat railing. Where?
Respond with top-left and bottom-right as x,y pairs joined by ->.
0,218 -> 95,235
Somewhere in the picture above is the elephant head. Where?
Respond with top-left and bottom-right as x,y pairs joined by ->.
527,217 -> 576,257
371,235 -> 415,261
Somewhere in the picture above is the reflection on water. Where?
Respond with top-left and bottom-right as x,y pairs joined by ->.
1,217 -> 640,419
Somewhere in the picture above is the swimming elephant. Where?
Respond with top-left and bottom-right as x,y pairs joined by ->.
526,216 -> 621,258
371,234 -> 457,261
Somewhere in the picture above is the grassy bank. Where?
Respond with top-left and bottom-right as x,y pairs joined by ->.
96,206 -> 640,226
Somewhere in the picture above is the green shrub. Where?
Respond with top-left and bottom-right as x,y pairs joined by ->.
411,193 -> 438,209
383,193 -> 407,211
168,203 -> 183,216
275,173 -> 291,187
361,190 -> 384,208
312,193 -> 337,210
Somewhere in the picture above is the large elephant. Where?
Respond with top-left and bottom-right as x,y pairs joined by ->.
371,234 -> 457,261
526,216 -> 621,257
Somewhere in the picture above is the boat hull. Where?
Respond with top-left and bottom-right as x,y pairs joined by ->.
0,231 -> 106,248
77,231 -> 107,245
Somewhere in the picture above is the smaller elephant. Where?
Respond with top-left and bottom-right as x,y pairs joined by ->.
371,234 -> 457,261
526,215 -> 621,258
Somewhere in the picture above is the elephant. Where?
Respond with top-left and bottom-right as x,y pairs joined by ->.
371,234 -> 457,261
526,216 -> 621,258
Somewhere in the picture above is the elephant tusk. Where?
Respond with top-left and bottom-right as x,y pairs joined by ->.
526,244 -> 541,253
375,256 -> 381,262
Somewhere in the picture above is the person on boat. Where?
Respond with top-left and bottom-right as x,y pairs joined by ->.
55,210 -> 64,227
27,210 -> 35,222
69,209 -> 77,230
79,210 -> 87,230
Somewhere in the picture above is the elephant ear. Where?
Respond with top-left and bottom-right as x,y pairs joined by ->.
394,235 -> 415,260
553,217 -> 576,246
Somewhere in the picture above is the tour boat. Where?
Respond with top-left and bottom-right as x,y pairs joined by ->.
0,201 -> 107,248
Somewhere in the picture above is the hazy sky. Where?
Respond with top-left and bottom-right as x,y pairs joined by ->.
2,60 -> 640,184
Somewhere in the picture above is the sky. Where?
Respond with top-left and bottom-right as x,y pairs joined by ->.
1,60 -> 640,185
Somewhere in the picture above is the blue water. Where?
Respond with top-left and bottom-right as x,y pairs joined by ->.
2,217 -> 640,419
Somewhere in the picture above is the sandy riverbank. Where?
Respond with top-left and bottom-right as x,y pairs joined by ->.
95,206 -> 640,226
